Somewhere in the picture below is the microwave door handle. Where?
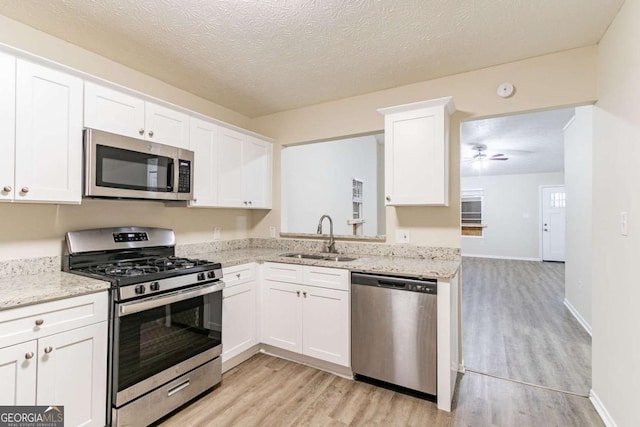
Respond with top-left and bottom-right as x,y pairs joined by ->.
167,159 -> 175,192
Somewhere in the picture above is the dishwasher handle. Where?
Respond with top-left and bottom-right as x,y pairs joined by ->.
351,272 -> 437,294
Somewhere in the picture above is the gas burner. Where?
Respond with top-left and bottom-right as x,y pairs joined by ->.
89,263 -> 161,277
147,256 -> 202,270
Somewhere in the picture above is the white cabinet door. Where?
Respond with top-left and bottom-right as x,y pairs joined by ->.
37,322 -> 107,427
0,341 -> 37,405
84,81 -> 145,139
217,127 -> 244,207
145,101 -> 190,149
222,281 -> 257,361
302,286 -> 350,366
243,136 -> 272,209
189,117 -> 219,207
380,97 -> 453,206
262,280 -> 303,353
14,59 -> 83,204
0,51 -> 15,202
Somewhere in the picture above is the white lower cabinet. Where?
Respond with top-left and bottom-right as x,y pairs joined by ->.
0,292 -> 108,427
261,263 -> 350,367
222,264 -> 258,362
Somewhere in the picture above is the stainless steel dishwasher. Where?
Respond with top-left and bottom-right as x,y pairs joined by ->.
351,272 -> 437,396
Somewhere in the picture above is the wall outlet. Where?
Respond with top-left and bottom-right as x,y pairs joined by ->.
396,229 -> 410,244
269,226 -> 277,238
213,227 -> 221,240
620,211 -> 628,236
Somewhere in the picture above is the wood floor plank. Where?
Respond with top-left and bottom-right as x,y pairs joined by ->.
158,353 -> 602,427
462,257 -> 592,394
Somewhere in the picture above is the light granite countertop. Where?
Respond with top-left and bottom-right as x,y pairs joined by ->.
0,272 -> 110,311
191,248 -> 461,280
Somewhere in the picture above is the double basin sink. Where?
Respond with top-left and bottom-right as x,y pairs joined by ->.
280,253 -> 358,262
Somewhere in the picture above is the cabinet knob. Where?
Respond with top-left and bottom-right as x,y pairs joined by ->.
385,196 -> 391,202
21,187 -> 29,194
2,185 -> 11,192
148,130 -> 154,138
35,319 -> 44,326
243,201 -> 248,205
44,346 -> 53,354
296,291 -> 300,297
248,201 -> 252,205
303,291 -> 307,298
236,273 -> 241,279
25,352 -> 34,360
139,128 -> 145,135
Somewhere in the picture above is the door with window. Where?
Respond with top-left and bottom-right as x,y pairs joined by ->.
542,186 -> 566,262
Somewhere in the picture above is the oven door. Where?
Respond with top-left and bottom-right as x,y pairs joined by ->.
84,128 -> 192,201
112,281 -> 223,407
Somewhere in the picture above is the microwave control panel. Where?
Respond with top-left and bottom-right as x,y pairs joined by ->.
177,160 -> 191,193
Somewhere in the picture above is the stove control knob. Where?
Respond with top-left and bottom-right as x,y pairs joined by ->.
197,273 -> 206,281
135,285 -> 146,295
150,282 -> 160,291
207,271 -> 215,279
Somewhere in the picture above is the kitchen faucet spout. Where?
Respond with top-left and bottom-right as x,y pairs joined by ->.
317,215 -> 337,253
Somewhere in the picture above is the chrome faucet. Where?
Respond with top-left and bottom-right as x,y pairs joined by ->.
316,214 -> 337,253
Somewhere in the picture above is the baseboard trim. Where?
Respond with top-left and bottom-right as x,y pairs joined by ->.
590,389 -> 618,427
563,298 -> 592,336
461,253 -> 542,262
221,345 -> 261,373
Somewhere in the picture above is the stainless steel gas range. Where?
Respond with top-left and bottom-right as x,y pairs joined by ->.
63,227 -> 224,427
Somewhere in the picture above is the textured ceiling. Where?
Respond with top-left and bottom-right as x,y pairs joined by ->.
460,108 -> 576,177
0,0 -> 623,117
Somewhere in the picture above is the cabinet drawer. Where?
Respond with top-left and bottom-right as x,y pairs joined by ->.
0,292 -> 108,349
303,266 -> 349,291
222,263 -> 255,288
263,262 -> 303,284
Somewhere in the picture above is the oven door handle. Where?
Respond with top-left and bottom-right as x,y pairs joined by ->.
118,280 -> 225,317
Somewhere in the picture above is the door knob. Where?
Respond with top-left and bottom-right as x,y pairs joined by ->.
2,185 -> 11,192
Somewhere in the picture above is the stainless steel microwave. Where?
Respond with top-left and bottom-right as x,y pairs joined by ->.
84,128 -> 194,201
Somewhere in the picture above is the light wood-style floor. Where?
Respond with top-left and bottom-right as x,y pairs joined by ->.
462,257 -> 592,395
158,353 -> 603,426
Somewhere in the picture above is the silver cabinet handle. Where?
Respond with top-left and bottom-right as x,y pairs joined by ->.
148,130 -> 154,138
303,291 -> 307,298
21,187 -> 29,193
44,346 -> 53,354
35,319 -> 44,326
296,291 -> 300,297
25,352 -> 34,360
2,185 -> 11,192
385,196 -> 391,202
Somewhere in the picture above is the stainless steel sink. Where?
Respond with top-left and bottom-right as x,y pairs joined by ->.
280,253 -> 357,262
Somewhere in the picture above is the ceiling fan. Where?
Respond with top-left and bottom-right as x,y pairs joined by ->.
466,145 -> 509,162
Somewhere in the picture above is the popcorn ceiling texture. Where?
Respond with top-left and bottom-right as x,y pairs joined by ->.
0,0 -> 623,117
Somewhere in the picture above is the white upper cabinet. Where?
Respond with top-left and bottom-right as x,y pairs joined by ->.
84,81 -> 189,149
216,127 -> 272,209
0,51 -> 16,202
243,136 -> 272,209
189,117 -> 219,207
14,59 -> 83,204
379,96 -> 455,206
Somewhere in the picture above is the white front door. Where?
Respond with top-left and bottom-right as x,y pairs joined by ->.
542,186 -> 566,262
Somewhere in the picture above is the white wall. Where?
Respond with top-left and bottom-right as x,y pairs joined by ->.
592,0 -> 640,425
281,135 -> 380,236
461,172 -> 564,260
563,106 -> 593,330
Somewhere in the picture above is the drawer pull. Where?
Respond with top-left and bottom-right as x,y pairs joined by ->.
34,319 -> 44,326
236,273 -> 241,279
303,291 -> 307,298
44,346 -> 53,354
167,379 -> 190,396
296,291 -> 300,297
25,352 -> 34,360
